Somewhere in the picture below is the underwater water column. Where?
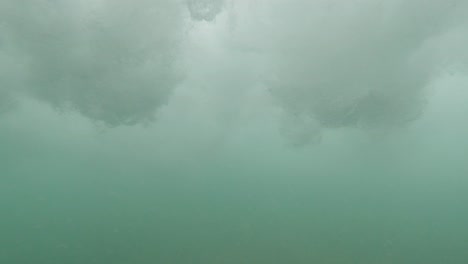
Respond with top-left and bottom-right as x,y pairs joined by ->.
1,0 -> 468,263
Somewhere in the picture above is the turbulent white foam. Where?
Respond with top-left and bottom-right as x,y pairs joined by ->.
186,0 -> 225,21
0,0 -> 185,125
264,0 -> 468,138
0,0 -> 467,142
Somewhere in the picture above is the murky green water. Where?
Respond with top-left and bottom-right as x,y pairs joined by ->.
1,1 -> 468,263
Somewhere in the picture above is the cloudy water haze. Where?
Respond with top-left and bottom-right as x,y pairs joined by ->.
1,0 -> 468,263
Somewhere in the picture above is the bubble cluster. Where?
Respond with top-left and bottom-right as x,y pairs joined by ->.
264,0 -> 468,141
0,0 -> 184,125
186,0 -> 225,21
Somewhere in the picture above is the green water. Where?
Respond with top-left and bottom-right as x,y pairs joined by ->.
1,1 -> 468,263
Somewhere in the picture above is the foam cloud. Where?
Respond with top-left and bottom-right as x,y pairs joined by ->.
1,0 -> 467,140
186,0 -> 225,21
0,0 -> 184,125
260,0 -> 468,141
